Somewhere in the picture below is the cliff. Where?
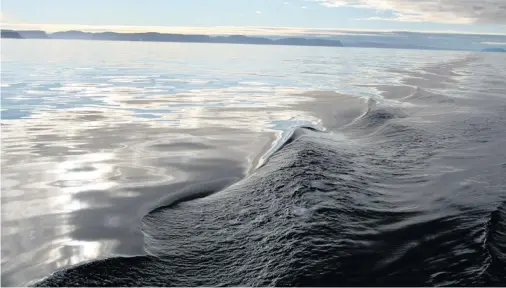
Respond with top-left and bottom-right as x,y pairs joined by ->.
1,30 -> 23,39
17,30 -> 50,39
47,31 -> 343,47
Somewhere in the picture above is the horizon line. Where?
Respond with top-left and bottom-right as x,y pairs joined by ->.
2,22 -> 506,37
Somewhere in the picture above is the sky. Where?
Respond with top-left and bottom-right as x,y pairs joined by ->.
1,0 -> 505,36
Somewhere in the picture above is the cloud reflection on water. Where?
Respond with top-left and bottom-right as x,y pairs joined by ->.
0,40 -> 477,286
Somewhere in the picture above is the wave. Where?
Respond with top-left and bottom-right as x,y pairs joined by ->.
342,99 -> 408,135
34,56 -> 506,287
35,108 -> 506,287
483,202 -> 506,285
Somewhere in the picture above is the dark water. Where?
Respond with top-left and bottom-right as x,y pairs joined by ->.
30,55 -> 506,286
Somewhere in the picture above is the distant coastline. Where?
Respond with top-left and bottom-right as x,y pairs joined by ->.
1,29 -> 344,48
2,29 -> 505,52
481,47 -> 506,53
1,30 -> 23,39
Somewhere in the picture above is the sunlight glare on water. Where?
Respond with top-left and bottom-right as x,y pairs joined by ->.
2,39 -> 505,286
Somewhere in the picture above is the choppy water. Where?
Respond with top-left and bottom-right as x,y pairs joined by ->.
1,39 -> 505,286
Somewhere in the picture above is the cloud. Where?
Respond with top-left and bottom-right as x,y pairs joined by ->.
0,12 -> 19,23
256,11 -> 262,14
301,6 -> 309,9
311,0 -> 506,24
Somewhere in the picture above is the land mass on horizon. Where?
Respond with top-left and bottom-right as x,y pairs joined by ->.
482,47 -> 506,52
2,29 -> 505,52
1,30 -> 23,39
1,29 -> 344,48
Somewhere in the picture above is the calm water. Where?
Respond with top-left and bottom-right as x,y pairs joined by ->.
1,39 -> 505,286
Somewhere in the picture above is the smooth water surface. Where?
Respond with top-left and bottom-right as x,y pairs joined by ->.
1,39 -> 505,286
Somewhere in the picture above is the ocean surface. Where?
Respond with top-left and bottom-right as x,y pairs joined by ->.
1,39 -> 505,286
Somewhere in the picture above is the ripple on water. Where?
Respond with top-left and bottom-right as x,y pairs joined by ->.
2,41 -> 506,287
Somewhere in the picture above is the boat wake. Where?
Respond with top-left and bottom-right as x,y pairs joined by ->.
35,55 -> 506,287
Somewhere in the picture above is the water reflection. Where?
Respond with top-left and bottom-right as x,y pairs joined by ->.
1,39 -> 474,286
